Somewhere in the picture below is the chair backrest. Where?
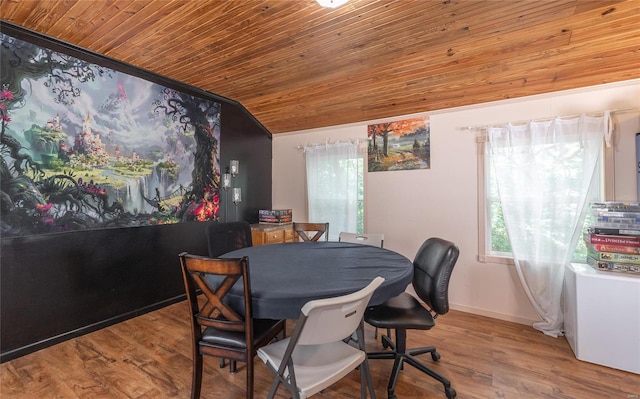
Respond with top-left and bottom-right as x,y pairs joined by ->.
292,222 -> 329,242
294,276 -> 384,345
179,252 -> 252,338
206,221 -> 253,257
412,238 -> 460,316
338,232 -> 384,248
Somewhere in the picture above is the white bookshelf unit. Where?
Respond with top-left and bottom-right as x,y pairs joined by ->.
563,263 -> 640,374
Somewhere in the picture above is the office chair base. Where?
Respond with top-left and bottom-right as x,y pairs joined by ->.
368,331 -> 456,399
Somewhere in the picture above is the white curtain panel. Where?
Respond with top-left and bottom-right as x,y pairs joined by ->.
304,141 -> 359,241
488,114 -> 607,337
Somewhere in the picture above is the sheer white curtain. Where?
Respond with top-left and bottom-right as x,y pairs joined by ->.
304,141 -> 360,241
488,114 -> 607,337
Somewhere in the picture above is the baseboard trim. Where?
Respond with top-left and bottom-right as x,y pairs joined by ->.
449,303 -> 540,326
0,294 -> 186,364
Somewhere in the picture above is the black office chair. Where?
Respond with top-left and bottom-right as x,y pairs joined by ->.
205,221 -> 253,257
364,237 -> 460,399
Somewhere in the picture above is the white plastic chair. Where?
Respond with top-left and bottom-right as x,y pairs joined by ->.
257,276 -> 385,399
338,232 -> 386,341
338,232 -> 384,248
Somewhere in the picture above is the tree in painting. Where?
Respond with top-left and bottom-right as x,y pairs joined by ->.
367,117 -> 430,172
0,33 -> 221,237
153,88 -> 221,222
1,35 -> 111,179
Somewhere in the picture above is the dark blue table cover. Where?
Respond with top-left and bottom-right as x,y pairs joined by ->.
212,241 -> 414,320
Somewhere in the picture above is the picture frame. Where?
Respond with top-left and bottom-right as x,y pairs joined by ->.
367,117 -> 430,172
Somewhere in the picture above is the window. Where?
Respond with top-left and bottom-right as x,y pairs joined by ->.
305,141 -> 364,240
477,132 -> 611,265
477,114 -> 611,336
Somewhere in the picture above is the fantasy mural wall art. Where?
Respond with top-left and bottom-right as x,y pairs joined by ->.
1,33 -> 222,237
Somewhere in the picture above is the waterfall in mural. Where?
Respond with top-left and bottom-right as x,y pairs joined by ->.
114,160 -> 193,215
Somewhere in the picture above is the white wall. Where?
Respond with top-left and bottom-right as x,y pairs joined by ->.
272,79 -> 640,325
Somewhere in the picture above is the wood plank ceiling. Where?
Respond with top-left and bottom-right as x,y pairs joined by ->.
1,0 -> 639,134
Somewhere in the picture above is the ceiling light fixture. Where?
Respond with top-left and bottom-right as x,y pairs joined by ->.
316,0 -> 349,8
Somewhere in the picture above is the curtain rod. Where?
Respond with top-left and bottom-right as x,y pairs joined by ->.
463,107 -> 638,131
296,138 -> 361,150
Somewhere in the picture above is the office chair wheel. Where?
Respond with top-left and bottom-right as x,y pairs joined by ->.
445,387 -> 457,398
431,351 -> 441,361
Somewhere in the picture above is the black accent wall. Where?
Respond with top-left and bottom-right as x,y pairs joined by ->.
0,23 -> 273,362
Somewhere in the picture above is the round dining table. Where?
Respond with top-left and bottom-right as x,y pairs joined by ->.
215,241 -> 414,320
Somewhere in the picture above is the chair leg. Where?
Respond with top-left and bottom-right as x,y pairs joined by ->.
220,358 -> 238,373
246,357 -> 254,399
280,321 -> 287,340
376,328 -> 394,348
360,361 -> 366,399
359,356 -> 376,399
356,322 -> 376,399
367,334 -> 397,360
408,345 -> 436,356
265,374 -> 281,399
191,352 -> 203,399
368,328 -> 456,398
386,329 -> 407,398
403,353 -> 454,395
382,333 -> 396,351
372,325 -> 390,343
386,355 -> 404,398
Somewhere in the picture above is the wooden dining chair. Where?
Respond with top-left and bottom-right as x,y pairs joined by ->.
292,222 -> 329,242
205,220 -> 254,371
179,252 -> 286,399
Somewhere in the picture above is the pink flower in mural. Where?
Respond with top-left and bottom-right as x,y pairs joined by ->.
192,187 -> 220,222
36,203 -> 53,212
0,89 -> 14,100
0,87 -> 12,122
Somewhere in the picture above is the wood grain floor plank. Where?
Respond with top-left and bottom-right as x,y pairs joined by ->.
1,303 -> 638,399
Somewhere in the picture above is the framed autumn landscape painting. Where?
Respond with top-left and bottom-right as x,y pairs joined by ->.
367,117 -> 430,172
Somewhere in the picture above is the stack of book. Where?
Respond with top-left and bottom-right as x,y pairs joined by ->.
584,202 -> 640,274
259,209 -> 292,224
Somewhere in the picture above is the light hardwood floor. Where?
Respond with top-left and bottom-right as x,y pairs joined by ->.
1,301 -> 638,399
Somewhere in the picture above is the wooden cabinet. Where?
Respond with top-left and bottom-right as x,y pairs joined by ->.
250,223 -> 294,246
